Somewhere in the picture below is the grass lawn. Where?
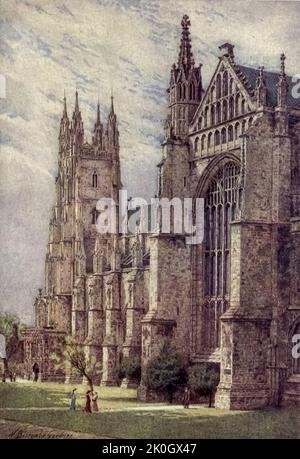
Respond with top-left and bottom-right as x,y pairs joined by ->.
0,382 -> 299,439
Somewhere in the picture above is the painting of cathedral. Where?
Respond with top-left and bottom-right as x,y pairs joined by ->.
22,14 -> 300,410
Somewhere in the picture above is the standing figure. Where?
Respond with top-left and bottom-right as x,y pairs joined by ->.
92,392 -> 99,412
183,386 -> 190,409
70,388 -> 77,411
85,390 -> 92,413
32,362 -> 39,382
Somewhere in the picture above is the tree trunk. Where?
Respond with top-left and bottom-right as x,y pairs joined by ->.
86,375 -> 93,392
168,391 -> 173,404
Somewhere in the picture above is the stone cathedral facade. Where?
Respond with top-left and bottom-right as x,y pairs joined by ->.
23,15 -> 300,409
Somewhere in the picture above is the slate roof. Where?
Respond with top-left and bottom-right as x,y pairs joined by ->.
237,64 -> 300,109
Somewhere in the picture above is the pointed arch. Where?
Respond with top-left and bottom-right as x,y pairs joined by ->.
92,171 -> 98,188
235,122 -> 240,139
204,106 -> 209,127
198,117 -> 202,130
216,74 -> 221,99
229,77 -> 234,94
235,93 -> 240,116
192,156 -> 241,352
210,105 -> 215,126
229,96 -> 234,118
189,82 -> 195,99
221,127 -> 227,144
201,134 -> 206,151
208,132 -> 213,148
241,99 -> 246,114
211,85 -> 216,101
228,125 -> 233,141
222,100 -> 228,122
178,83 -> 182,100
194,137 -> 199,152
223,71 -> 228,96
216,102 -> 221,124
215,130 -> 220,146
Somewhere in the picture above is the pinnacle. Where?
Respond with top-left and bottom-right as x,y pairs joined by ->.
178,14 -> 194,68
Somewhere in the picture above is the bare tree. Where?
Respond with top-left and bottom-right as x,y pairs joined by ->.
51,336 -> 102,391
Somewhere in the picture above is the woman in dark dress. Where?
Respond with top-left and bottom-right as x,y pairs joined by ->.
85,390 -> 92,413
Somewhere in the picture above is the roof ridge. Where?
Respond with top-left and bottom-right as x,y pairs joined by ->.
237,63 -> 292,78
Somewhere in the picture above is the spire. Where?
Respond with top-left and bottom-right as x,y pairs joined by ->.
75,89 -> 79,113
93,101 -> 103,148
96,100 -> 101,124
72,89 -> 82,122
280,52 -> 286,76
62,90 -> 68,118
59,92 -> 70,150
106,94 -> 118,150
108,92 -> 116,124
166,14 -> 202,141
277,53 -> 288,108
110,93 -> 115,116
255,66 -> 267,106
178,15 -> 194,68
71,89 -> 84,150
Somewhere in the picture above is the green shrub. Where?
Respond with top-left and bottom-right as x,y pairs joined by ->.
188,363 -> 220,407
144,343 -> 187,403
120,355 -> 141,381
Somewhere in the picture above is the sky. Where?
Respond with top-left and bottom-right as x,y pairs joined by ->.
1,0 -> 300,324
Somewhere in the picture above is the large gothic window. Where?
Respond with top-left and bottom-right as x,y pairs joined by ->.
202,162 -> 241,350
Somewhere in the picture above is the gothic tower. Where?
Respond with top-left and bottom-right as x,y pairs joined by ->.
36,92 -> 121,341
159,15 -> 203,200
166,14 -> 202,140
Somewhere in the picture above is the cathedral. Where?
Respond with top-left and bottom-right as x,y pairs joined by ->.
23,15 -> 300,409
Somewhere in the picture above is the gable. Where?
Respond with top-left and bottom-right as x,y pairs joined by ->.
190,57 -> 256,132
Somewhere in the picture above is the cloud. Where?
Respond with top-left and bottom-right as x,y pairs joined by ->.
1,0 -> 300,322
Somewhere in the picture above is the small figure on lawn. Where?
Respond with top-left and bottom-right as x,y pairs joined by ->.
92,391 -> 99,412
32,362 -> 39,382
70,388 -> 77,411
183,386 -> 190,409
85,390 -> 92,413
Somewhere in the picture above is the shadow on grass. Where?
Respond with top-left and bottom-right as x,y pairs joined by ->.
0,382 -> 147,410
0,383 -> 68,408
0,405 -> 299,439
